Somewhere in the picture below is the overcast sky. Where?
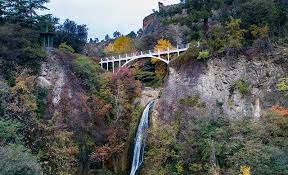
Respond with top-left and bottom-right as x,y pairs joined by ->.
42,0 -> 179,40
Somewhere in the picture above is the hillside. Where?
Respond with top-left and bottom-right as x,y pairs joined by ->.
0,0 -> 288,175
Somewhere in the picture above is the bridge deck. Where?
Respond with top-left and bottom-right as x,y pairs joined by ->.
100,44 -> 190,72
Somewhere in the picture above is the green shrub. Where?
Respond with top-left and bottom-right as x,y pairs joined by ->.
179,95 -> 206,108
34,87 -> 48,120
225,18 -> 246,50
277,77 -> 288,91
208,25 -> 225,52
197,50 -> 210,59
172,44 -> 201,67
72,55 -> 101,93
0,144 -> 43,175
0,119 -> 23,145
234,78 -> 250,95
58,42 -> 75,53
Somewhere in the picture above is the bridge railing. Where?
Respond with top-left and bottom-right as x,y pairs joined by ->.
100,44 -> 190,62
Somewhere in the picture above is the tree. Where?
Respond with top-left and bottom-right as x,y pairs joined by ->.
151,39 -> 172,79
137,29 -> 143,37
113,31 -> 121,38
3,0 -> 49,26
38,14 -> 59,33
127,31 -> 137,38
58,42 -> 75,53
0,24 -> 45,85
153,38 -> 173,52
0,119 -> 22,145
105,34 -> 111,41
94,38 -> 99,43
54,19 -> 88,52
104,36 -> 134,55
0,144 -> 43,175
0,1 -> 4,24
224,18 -> 246,50
169,0 -> 224,39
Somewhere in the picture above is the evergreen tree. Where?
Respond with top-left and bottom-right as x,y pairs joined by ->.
54,19 -> 88,52
137,29 -> 143,37
127,31 -> 137,38
94,38 -> 99,43
0,1 -> 4,24
3,0 -> 49,26
105,34 -> 110,41
113,31 -> 121,38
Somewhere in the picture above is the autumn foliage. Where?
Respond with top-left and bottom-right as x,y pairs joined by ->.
104,36 -> 134,55
269,105 -> 288,117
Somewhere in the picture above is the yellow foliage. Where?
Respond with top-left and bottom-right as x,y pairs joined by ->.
104,36 -> 134,55
240,165 -> 251,175
155,62 -> 167,79
150,39 -> 172,79
104,43 -> 114,55
152,39 -> 173,64
176,161 -> 184,175
11,76 -> 37,111
250,24 -> 269,39
153,39 -> 173,52
225,18 -> 246,49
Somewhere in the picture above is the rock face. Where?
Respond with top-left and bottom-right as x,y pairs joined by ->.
137,87 -> 160,107
36,49 -> 86,123
154,47 -> 288,124
38,49 -> 67,106
142,13 -> 189,44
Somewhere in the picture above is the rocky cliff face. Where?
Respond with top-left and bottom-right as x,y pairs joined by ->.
154,47 -> 288,125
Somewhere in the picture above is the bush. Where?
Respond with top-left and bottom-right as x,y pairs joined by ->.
179,95 -> 206,108
172,44 -> 201,67
234,78 -> 250,95
0,24 -> 45,85
0,144 -> 43,175
225,18 -> 246,50
34,87 -> 48,119
58,42 -> 75,53
0,119 -> 23,145
277,77 -> 288,92
72,55 -> 101,93
197,50 -> 210,59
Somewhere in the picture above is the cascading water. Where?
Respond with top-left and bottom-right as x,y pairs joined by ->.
130,101 -> 154,175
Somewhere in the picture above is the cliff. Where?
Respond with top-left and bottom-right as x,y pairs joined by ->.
154,46 -> 288,125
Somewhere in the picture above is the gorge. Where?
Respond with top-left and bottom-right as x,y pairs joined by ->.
0,0 -> 288,175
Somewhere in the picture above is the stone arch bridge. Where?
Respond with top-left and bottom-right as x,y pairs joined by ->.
100,44 -> 190,73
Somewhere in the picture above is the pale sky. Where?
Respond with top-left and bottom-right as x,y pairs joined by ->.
42,0 -> 180,40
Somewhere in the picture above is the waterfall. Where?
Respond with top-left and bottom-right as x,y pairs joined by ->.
130,101 -> 154,175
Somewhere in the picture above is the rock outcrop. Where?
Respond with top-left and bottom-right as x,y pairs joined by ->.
154,47 -> 288,124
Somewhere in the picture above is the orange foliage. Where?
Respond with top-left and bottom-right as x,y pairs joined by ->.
88,96 -> 112,119
90,144 -> 113,162
270,105 -> 288,117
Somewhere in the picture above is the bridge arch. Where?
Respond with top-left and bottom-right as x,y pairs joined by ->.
100,43 -> 190,73
121,55 -> 169,68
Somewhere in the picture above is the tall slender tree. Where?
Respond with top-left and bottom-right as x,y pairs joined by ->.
0,1 -> 4,24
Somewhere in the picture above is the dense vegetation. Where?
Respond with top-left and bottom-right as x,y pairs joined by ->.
0,0 -> 287,175
142,100 -> 288,175
0,1 -> 140,175
140,0 -> 288,175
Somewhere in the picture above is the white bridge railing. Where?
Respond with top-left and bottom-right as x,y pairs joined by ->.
100,43 -> 190,73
